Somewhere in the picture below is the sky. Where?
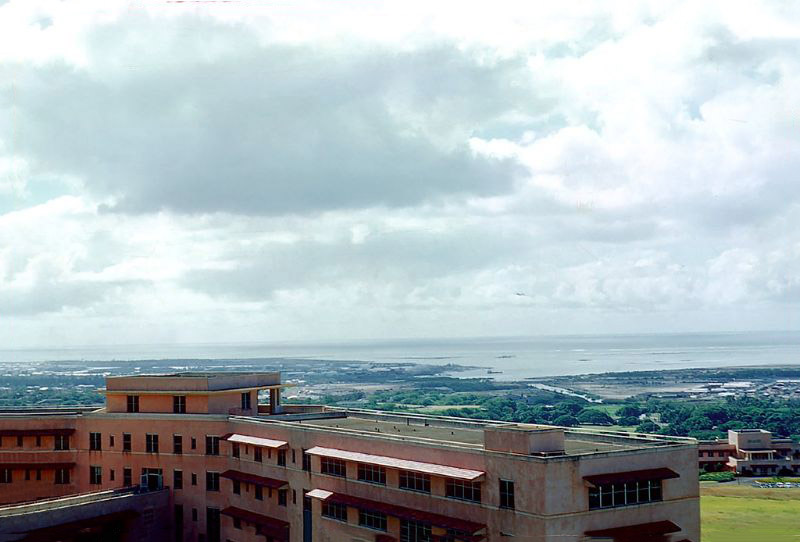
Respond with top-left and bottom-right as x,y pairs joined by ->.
1,0 -> 799,348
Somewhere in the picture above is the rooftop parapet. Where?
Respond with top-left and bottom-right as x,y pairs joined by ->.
105,372 -> 282,393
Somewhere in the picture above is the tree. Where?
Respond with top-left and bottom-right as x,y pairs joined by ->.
617,405 -> 643,418
554,414 -> 579,427
618,415 -> 641,427
577,409 -> 614,426
636,420 -> 660,434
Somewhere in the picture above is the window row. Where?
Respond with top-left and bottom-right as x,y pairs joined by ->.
87,432 -> 219,454
125,395 -> 186,413
231,443 -> 285,465
0,435 -> 70,450
588,479 -> 663,510
124,392 -> 253,414
0,467 -> 70,484
320,506 -> 454,542
319,460 -> 512,507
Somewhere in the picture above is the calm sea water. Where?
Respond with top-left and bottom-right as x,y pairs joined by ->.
2,331 -> 799,380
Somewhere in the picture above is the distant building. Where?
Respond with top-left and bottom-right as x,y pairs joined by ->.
1,372 -> 700,542
699,429 -> 800,476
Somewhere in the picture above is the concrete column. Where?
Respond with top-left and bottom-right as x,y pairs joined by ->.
270,388 -> 283,414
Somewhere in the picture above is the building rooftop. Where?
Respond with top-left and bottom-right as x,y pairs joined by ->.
271,409 -> 690,457
105,372 -> 282,393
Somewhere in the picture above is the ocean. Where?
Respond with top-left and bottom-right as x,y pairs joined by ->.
2,330 -> 799,380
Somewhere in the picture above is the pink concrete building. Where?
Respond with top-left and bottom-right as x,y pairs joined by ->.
0,372 -> 700,542
699,429 -> 800,476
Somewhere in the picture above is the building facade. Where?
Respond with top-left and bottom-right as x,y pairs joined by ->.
0,372 -> 700,542
699,429 -> 800,476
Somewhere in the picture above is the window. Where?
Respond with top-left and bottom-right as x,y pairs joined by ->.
90,466 -> 102,485
445,479 -> 481,503
499,479 -> 515,509
232,442 -> 240,458
241,392 -> 251,410
109,435 -> 115,447
321,457 -> 346,477
206,471 -> 220,492
146,433 -> 159,453
25,469 -> 30,481
173,395 -> 186,414
206,436 -> 220,456
36,435 -> 42,447
233,517 -> 242,530
122,433 -> 131,452
55,434 -> 69,450
89,432 -> 102,451
17,435 -> 22,446
127,395 -> 139,413
174,470 -> 183,490
233,479 -> 241,495
174,505 -> 183,542
192,508 -> 198,521
192,473 -> 197,486
358,510 -> 387,532
110,469 -> 115,482
588,479 -> 663,510
55,468 -> 70,484
207,507 -> 221,542
191,437 -> 197,449
322,501 -> 348,522
399,471 -> 430,493
123,467 -> 132,487
292,449 -> 296,463
400,519 -> 432,542
302,449 -> 311,471
278,449 -> 286,466
254,447 -> 262,463
278,488 -> 287,506
357,463 -> 386,485
1,469 -> 11,483
255,485 -> 263,500
173,435 -> 183,454
36,469 -> 41,481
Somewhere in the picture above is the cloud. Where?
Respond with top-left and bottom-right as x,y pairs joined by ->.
2,14 -> 542,216
1,1 -> 800,346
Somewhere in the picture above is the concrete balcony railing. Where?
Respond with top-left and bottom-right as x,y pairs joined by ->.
0,449 -> 78,464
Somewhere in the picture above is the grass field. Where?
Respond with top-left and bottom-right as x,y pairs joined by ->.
702,482 -> 800,541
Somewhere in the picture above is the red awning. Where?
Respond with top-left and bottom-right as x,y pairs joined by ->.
585,520 -> 681,539
0,462 -> 75,469
220,470 -> 287,489
584,468 -> 679,486
0,429 -> 75,437
311,491 -> 485,535
375,536 -> 397,542
221,506 -> 289,541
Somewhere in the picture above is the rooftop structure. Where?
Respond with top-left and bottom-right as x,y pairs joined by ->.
0,372 -> 700,542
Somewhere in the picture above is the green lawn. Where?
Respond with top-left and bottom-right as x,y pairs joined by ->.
702,485 -> 800,542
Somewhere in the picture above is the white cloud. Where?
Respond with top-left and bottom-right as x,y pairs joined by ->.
1,0 -> 799,346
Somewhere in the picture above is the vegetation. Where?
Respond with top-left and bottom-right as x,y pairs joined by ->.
699,472 -> 735,483
702,484 -> 800,542
314,385 -> 800,440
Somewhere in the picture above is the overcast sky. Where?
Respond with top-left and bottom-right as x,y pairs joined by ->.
1,0 -> 798,348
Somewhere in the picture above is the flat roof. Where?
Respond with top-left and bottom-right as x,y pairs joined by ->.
105,372 -> 282,392
280,411 -> 689,456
